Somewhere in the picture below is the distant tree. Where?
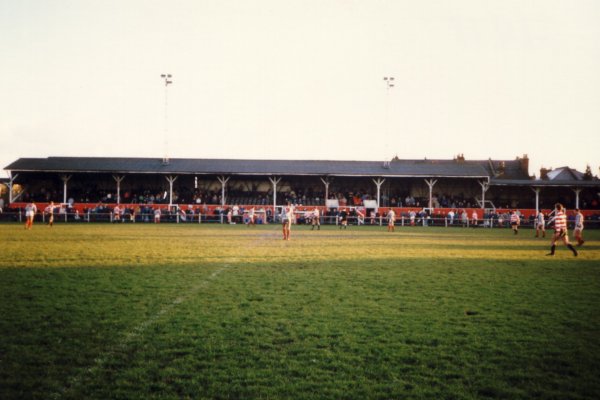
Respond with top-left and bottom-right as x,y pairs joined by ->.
584,165 -> 594,180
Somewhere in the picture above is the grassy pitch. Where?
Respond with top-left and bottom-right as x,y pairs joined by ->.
1,223 -> 599,399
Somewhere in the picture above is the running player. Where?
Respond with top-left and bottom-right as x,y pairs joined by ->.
356,208 -> 365,226
387,208 -> 396,232
535,210 -> 545,238
24,202 -> 37,230
45,201 -> 55,227
547,203 -> 577,257
510,210 -> 520,234
573,208 -> 585,246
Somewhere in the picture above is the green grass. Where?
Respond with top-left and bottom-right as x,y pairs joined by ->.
1,223 -> 599,399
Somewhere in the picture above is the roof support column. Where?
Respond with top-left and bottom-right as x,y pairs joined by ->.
61,175 -> 72,204
531,187 -> 541,214
572,188 -> 581,209
113,175 -> 125,204
479,180 -> 490,209
424,179 -> 437,210
269,177 -> 282,212
373,178 -> 386,208
165,175 -> 178,206
217,176 -> 230,207
8,173 -> 18,204
217,176 -> 230,224
320,177 -> 331,206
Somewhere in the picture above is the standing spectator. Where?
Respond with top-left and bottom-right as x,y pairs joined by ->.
461,209 -> 468,227
232,205 -> 240,223
409,210 -> 416,226
497,212 -> 504,228
154,208 -> 161,223
447,209 -> 455,225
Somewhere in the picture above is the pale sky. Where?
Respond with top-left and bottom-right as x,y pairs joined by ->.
1,0 -> 599,179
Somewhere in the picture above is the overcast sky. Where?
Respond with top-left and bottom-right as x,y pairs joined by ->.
1,0 -> 599,178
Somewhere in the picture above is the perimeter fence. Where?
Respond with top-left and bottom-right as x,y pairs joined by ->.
1,208 -> 599,230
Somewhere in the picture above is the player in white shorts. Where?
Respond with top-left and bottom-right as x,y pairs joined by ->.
510,210 -> 520,235
547,203 -> 577,256
247,207 -> 256,227
535,211 -> 545,238
24,202 -> 37,230
311,207 -> 320,230
387,209 -> 396,232
281,203 -> 294,240
573,208 -> 585,246
45,201 -> 55,227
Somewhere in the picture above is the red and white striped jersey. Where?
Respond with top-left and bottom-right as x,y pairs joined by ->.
554,211 -> 567,230
510,213 -> 520,223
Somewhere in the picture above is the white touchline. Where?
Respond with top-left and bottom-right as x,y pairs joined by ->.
54,265 -> 229,399
55,229 -> 277,398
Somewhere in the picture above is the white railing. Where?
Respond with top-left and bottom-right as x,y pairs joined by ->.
1,210 -> 598,230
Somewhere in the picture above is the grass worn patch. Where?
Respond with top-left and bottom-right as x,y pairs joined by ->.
0,224 -> 599,399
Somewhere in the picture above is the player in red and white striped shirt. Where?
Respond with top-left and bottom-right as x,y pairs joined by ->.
547,203 -> 577,257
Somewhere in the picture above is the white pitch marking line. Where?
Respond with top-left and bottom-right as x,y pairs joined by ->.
56,229 -> 275,398
54,265 -> 229,399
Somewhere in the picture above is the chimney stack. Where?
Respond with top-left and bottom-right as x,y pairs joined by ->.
517,154 -> 529,175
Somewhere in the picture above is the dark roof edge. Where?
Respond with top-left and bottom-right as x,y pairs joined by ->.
491,179 -> 600,187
